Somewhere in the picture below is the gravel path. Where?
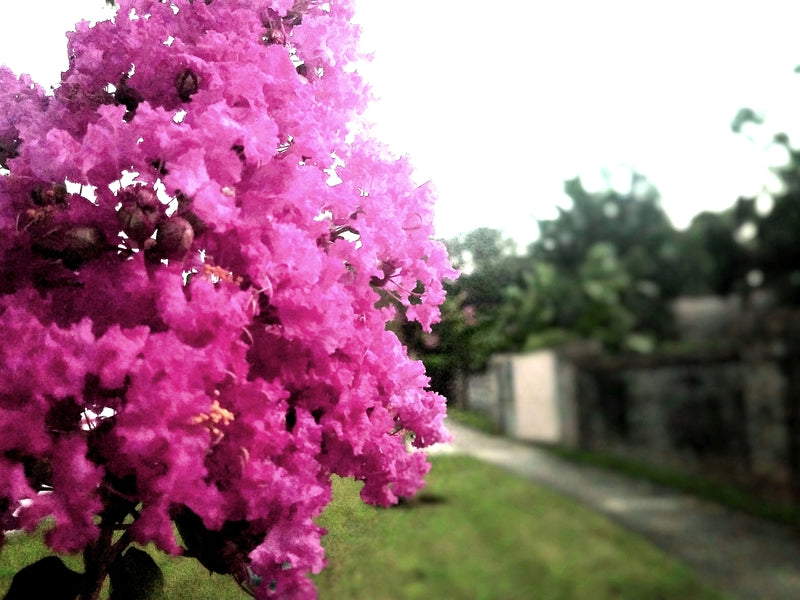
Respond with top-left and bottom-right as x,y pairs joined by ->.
429,422 -> 800,600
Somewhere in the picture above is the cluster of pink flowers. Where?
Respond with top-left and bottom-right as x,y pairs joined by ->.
0,0 -> 455,597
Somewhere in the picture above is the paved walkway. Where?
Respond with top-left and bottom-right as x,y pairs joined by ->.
429,422 -> 800,600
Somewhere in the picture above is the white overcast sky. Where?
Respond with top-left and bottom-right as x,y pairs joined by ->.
3,1 -> 800,246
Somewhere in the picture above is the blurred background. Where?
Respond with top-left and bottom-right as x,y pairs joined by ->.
371,1 -> 800,510
3,2 -> 800,599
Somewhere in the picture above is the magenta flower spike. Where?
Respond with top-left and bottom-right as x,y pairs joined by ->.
0,1 -> 456,598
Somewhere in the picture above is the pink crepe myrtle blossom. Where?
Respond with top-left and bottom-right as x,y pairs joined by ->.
0,1 -> 456,598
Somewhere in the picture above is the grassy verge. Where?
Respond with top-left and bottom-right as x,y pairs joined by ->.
445,406 -> 502,435
2,456 -> 723,599
314,455 -> 722,599
533,443 -> 800,528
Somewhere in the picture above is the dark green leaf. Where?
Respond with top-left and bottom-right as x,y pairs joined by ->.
3,556 -> 82,600
109,547 -> 165,600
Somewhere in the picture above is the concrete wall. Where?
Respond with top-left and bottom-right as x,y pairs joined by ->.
497,352 -> 560,442
463,343 -> 799,503
467,350 -> 573,443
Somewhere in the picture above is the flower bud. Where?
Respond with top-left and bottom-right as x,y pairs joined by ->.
150,217 -> 194,261
62,226 -> 109,268
30,183 -> 68,207
118,188 -> 160,246
32,225 -> 109,269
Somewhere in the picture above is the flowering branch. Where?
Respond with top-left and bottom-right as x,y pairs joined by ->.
0,0 -> 455,598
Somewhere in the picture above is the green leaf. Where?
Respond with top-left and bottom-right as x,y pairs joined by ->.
4,556 -> 82,600
109,547 -> 165,600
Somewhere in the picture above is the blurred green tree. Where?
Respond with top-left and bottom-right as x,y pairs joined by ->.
400,228 -> 524,400
530,172 -> 681,346
407,172 -> 687,404
726,102 -> 800,302
678,210 -> 749,296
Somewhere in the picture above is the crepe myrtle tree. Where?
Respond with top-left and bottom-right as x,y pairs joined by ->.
0,1 -> 456,598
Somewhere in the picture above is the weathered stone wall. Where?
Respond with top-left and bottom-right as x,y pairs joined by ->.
464,368 -> 501,426
741,346 -> 790,493
565,348 -> 797,502
464,343 -> 799,503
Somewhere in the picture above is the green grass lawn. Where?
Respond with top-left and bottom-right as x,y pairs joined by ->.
445,406 -> 503,435
1,455 -> 723,600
